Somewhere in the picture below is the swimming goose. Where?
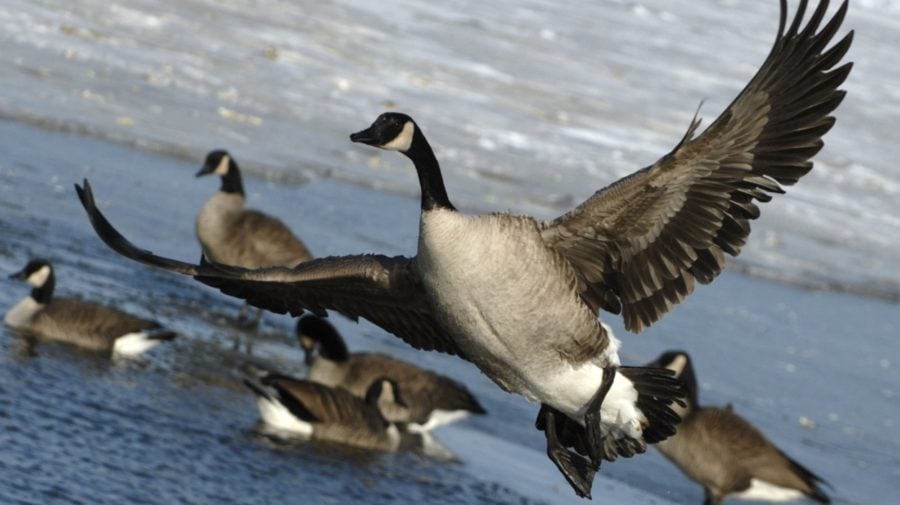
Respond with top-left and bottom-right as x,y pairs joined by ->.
297,314 -> 485,431
5,259 -> 175,358
648,351 -> 831,505
196,150 -> 313,326
74,0 -> 852,497
243,371 -> 405,451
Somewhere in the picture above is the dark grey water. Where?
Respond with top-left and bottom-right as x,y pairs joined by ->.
1,118 -> 898,505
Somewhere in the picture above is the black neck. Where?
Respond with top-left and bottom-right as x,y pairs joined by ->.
220,162 -> 245,195
404,127 -> 455,212
318,328 -> 349,362
31,271 -> 55,305
681,365 -> 700,411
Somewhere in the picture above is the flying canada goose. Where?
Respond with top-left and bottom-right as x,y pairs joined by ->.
74,0 -> 852,497
647,351 -> 831,505
5,259 -> 176,358
297,314 -> 486,431
196,150 -> 313,326
243,371 -> 406,451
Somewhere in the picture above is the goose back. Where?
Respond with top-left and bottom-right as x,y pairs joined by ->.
197,196 -> 311,269
657,406 -> 827,503
29,298 -> 165,353
260,375 -> 399,451
311,353 -> 485,425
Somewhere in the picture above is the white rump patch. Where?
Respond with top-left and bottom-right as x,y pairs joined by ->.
409,409 -> 470,433
4,297 -> 44,328
733,479 -> 806,502
112,331 -> 162,358
26,265 -> 51,287
256,397 -> 314,438
599,371 -> 644,440
382,121 -> 415,152
214,154 -> 231,175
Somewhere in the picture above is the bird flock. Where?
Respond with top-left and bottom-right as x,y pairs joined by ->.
4,0 -> 852,502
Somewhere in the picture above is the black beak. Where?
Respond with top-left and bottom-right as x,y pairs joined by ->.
9,269 -> 26,281
349,127 -> 379,146
195,164 -> 214,177
302,345 -> 314,367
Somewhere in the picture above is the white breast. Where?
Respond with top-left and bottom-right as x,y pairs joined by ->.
196,192 -> 244,257
417,210 -> 614,416
4,297 -> 43,329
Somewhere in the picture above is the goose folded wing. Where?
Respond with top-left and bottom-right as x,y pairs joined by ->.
75,180 -> 461,357
540,0 -> 852,332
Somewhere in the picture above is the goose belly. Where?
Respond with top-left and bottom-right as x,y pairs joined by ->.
418,211 -> 612,418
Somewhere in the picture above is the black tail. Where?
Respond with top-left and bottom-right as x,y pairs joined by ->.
146,328 -> 177,341
781,450 -> 831,503
242,377 -> 273,401
618,366 -> 686,445
535,366 -> 687,463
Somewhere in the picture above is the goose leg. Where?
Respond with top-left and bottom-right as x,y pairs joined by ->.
540,404 -> 596,499
236,301 -> 251,324
703,488 -> 723,505
236,302 -> 263,330
583,367 -> 617,467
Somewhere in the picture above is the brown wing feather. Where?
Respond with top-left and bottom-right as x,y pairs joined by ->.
265,376 -> 383,428
339,354 -> 485,422
34,298 -> 159,351
196,256 -> 461,356
541,0 -> 853,332
231,210 -> 312,267
75,179 -> 459,357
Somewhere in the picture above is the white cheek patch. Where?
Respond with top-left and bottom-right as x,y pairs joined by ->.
667,354 -> 688,376
214,154 -> 231,175
26,265 -> 51,287
382,121 -> 415,152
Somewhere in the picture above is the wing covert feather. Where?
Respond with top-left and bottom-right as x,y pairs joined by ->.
542,0 -> 852,332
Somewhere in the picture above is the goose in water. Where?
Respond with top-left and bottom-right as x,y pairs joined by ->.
5,259 -> 175,358
196,150 -> 313,326
297,314 -> 485,431
74,0 -> 852,497
647,351 -> 831,505
243,371 -> 406,451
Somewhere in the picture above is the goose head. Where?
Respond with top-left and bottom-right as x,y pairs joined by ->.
196,150 -> 244,195
351,112 -> 455,211
196,150 -> 235,177
10,259 -> 53,288
296,315 -> 349,366
647,350 -> 699,412
350,112 -> 417,153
